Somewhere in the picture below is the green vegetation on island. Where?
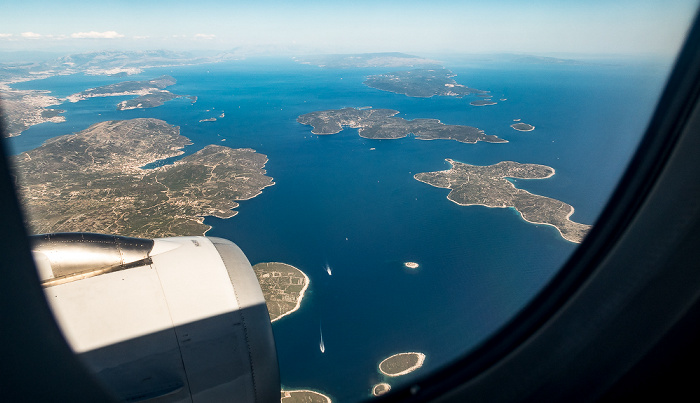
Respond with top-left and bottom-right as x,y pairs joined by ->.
378,352 -> 426,377
252,262 -> 309,322
297,107 -> 505,144
363,68 -> 488,99
511,122 -> 535,131
281,390 -> 332,403
118,91 -> 197,111
65,75 -> 196,110
13,118 -> 274,238
414,159 -> 591,243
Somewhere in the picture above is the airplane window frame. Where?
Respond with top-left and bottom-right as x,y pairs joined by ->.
375,9 -> 700,403
1,10 -> 700,403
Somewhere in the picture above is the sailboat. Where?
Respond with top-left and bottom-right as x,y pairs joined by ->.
319,323 -> 325,353
325,264 -> 332,276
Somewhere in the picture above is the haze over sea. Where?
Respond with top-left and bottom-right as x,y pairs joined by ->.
8,56 -> 669,401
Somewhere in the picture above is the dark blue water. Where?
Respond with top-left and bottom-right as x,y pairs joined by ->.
5,57 -> 670,401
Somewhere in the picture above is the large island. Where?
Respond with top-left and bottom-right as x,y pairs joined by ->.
13,118 -> 274,238
414,159 -> 591,243
363,68 -> 488,99
66,75 -> 196,110
298,107 -> 505,144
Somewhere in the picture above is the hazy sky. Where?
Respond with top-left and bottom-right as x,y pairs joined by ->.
1,0 -> 698,56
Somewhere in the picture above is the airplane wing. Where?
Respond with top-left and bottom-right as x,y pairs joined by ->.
32,232 -> 279,403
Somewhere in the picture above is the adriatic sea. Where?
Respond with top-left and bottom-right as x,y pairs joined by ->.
7,55 -> 671,401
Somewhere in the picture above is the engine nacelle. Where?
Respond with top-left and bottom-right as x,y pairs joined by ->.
32,233 -> 279,403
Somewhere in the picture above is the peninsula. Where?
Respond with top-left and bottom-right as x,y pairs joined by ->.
378,352 -> 426,377
13,118 -> 274,238
66,75 -> 196,110
252,262 -> 309,322
414,160 -> 591,243
297,108 -> 505,144
363,68 -> 488,99
0,87 -> 65,137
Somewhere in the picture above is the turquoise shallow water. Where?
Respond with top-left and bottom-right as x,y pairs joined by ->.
6,56 -> 670,401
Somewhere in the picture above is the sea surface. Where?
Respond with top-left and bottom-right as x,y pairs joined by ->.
7,56 -> 671,401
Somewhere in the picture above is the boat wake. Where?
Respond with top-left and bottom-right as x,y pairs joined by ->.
320,322 -> 325,353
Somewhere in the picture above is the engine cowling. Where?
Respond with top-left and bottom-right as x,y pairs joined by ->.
33,233 -> 279,403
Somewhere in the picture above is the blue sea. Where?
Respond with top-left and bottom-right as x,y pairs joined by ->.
7,55 -> 671,401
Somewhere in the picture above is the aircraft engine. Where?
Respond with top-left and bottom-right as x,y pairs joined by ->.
32,232 -> 279,403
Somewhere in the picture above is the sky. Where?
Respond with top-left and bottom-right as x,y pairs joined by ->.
1,0 -> 698,56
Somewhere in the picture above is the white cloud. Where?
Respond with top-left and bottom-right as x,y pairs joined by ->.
21,32 -> 42,39
0,33 -> 13,38
70,31 -> 124,39
132,35 -> 150,40
194,33 -> 216,40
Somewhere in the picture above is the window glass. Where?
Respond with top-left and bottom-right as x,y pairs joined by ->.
2,1 -> 698,401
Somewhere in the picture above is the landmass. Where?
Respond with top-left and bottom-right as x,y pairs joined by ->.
64,75 -> 196,110
297,108 -> 506,144
0,50 -> 225,136
280,390 -> 332,403
13,118 -> 274,238
118,91 -> 197,111
470,99 -> 497,106
378,352 -> 426,377
199,112 -> 225,123
0,50 -> 219,85
414,159 -> 591,243
511,122 -> 535,131
252,262 -> 309,322
372,383 -> 391,397
293,52 -> 441,69
510,55 -> 585,65
0,87 -> 65,137
363,68 -> 488,99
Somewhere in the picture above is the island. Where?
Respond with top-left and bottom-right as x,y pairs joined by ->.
199,112 -> 225,123
511,122 -> 535,131
414,159 -> 591,243
66,75 -> 196,110
293,52 -> 440,69
118,91 -> 197,111
281,390 -> 332,403
378,352 -> 426,377
252,262 -> 309,322
470,99 -> 497,106
363,68 -> 488,99
372,383 -> 391,397
297,108 -> 506,144
404,262 -> 419,269
13,118 -> 274,238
